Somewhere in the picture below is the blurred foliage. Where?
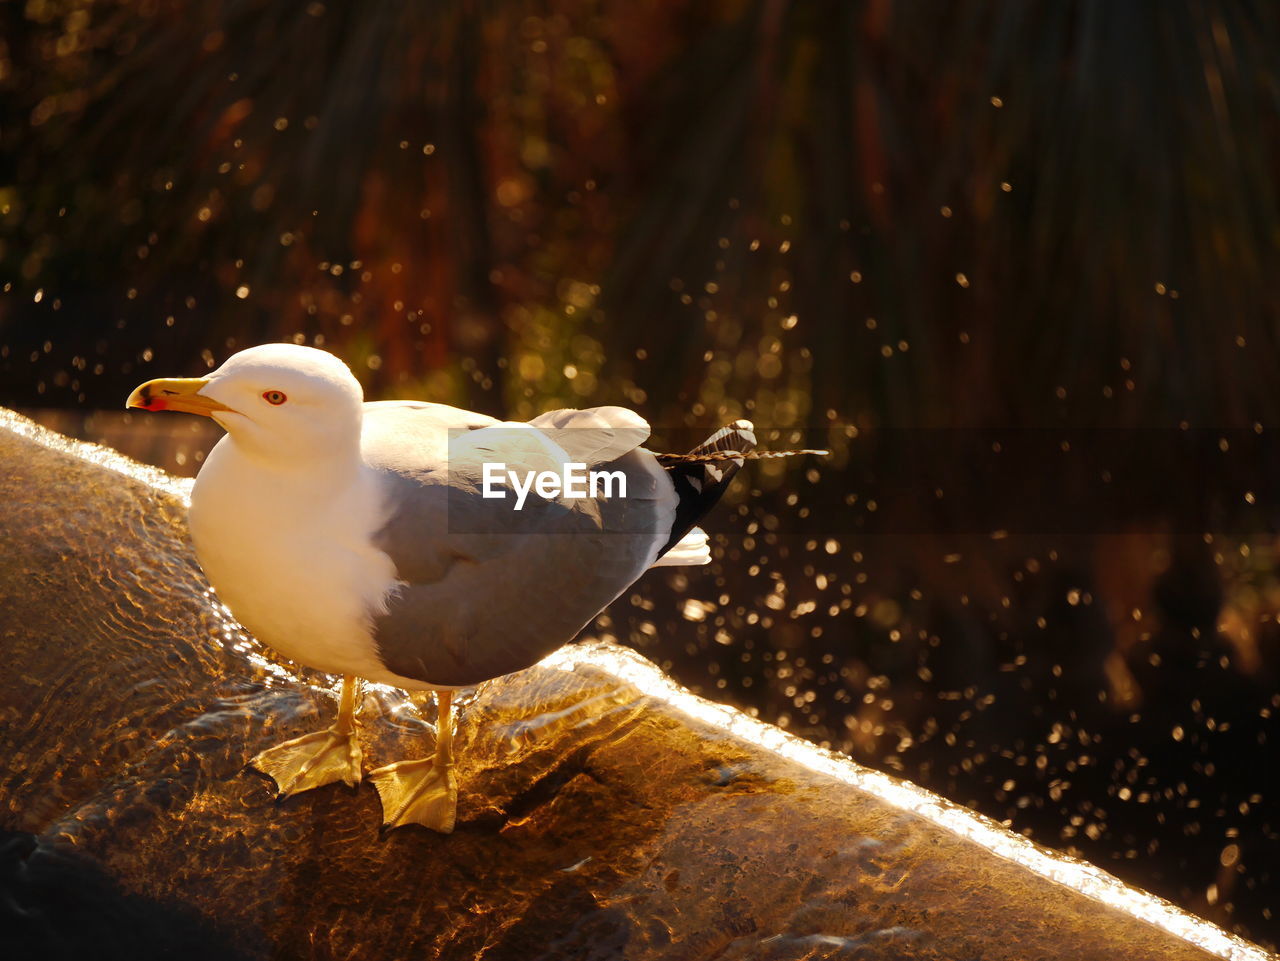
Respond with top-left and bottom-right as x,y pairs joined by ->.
3,0 -> 1278,432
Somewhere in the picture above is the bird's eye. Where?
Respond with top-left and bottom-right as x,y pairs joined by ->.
262,390 -> 288,406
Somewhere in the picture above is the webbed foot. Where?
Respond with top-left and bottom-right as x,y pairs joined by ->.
251,724 -> 363,797
369,755 -> 457,832
250,674 -> 363,798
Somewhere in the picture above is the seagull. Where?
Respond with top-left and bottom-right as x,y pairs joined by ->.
126,343 -> 785,832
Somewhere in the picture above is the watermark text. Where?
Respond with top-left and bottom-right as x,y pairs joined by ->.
481,462 -> 627,510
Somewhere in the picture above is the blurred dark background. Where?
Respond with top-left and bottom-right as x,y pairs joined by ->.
1,0 -> 1278,949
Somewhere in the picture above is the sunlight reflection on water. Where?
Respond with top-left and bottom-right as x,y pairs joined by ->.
1,406 -> 1271,961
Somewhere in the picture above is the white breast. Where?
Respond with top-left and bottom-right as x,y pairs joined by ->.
189,434 -> 398,680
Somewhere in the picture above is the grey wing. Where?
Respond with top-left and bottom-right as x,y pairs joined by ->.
526,405 -> 651,464
361,404 -> 677,686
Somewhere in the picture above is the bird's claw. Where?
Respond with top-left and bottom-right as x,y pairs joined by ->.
250,724 -> 363,797
369,755 -> 457,833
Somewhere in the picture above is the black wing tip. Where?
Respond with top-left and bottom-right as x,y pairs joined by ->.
688,420 -> 757,458
657,421 -> 756,556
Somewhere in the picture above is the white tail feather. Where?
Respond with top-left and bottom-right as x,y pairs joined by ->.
650,526 -> 711,567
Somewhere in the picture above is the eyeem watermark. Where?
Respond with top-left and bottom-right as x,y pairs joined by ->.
482,462 -> 627,510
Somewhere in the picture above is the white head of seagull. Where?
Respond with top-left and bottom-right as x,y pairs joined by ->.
130,343 -> 365,464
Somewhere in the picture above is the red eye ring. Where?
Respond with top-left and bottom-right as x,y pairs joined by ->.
262,390 -> 288,405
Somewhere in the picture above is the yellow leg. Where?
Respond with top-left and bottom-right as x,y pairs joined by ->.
369,690 -> 458,833
251,674 -> 363,797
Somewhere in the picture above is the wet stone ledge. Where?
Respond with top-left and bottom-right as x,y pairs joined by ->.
0,410 -> 1269,961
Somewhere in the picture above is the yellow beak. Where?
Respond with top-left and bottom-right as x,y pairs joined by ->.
126,377 -> 231,417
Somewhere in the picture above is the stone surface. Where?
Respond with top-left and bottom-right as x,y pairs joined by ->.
0,412 -> 1262,961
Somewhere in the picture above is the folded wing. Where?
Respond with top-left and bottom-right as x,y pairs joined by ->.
360,402 -> 675,687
